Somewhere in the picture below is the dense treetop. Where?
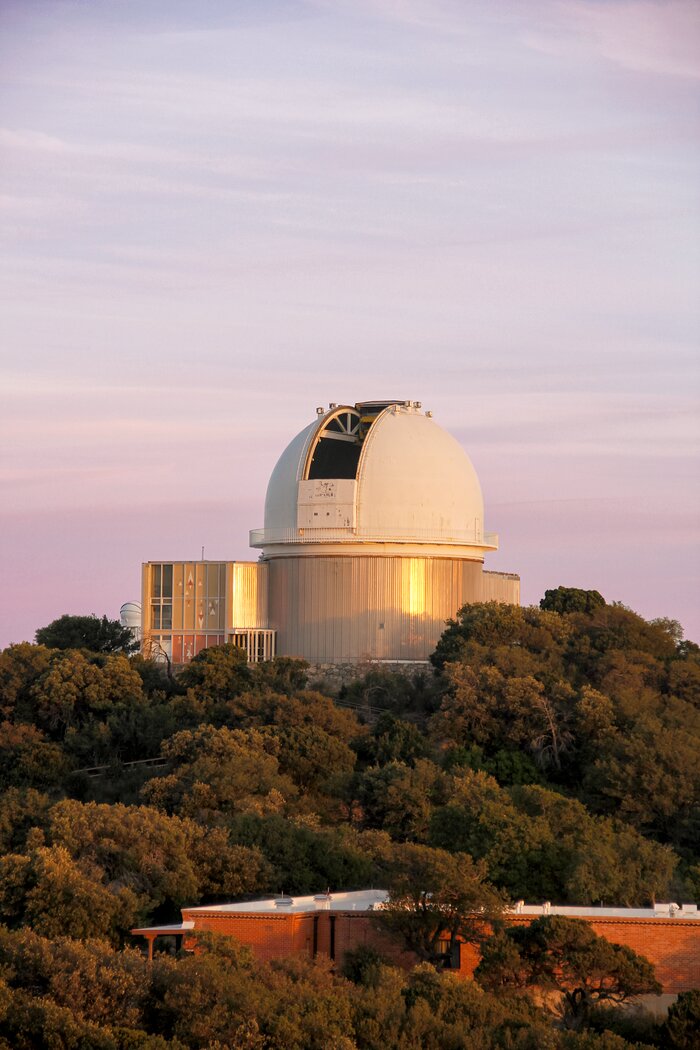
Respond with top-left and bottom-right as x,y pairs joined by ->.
35,614 -> 138,655
0,595 -> 697,1046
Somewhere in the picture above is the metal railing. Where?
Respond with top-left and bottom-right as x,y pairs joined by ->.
72,756 -> 169,780
250,527 -> 498,548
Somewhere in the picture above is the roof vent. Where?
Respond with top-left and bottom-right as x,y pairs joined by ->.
274,895 -> 294,908
313,893 -> 332,910
316,407 -> 324,416
655,902 -> 680,917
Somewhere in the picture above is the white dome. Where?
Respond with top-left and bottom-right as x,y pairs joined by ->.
262,419 -> 318,541
120,601 -> 142,628
356,406 -> 484,541
252,401 -> 494,553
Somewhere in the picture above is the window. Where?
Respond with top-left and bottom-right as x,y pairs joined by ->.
437,939 -> 461,970
150,564 -> 174,630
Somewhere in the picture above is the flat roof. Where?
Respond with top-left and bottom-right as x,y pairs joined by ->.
131,893 -> 700,938
131,921 -> 194,935
511,902 -> 699,920
185,889 -> 389,915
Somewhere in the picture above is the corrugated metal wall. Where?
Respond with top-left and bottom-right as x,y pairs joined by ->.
266,556 -> 486,663
227,562 -> 269,628
482,570 -> 520,605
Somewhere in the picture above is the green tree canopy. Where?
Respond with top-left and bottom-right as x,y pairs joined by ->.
27,650 -> 145,738
354,759 -> 448,842
0,643 -> 53,721
141,724 -> 297,822
476,915 -> 661,1029
428,769 -> 676,906
176,642 -> 252,700
660,989 -> 700,1050
35,614 -> 138,654
376,842 -> 504,970
540,587 -> 606,615
0,722 -> 68,790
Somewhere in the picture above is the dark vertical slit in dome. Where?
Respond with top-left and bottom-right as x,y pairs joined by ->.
307,439 -> 361,479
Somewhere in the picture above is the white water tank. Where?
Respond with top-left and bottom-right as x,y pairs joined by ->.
120,601 -> 142,640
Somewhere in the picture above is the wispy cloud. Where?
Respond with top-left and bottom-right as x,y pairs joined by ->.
549,0 -> 700,80
0,0 -> 698,644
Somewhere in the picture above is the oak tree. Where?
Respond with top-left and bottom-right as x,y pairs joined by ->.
476,915 -> 661,1029
35,614 -> 138,655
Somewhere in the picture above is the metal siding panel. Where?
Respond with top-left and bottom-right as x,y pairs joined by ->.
481,571 -> 520,605
229,562 -> 269,629
266,555 -> 519,663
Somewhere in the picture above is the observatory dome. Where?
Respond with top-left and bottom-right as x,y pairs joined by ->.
252,401 -> 495,554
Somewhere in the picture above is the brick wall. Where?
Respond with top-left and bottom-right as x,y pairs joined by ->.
181,909 -> 317,964
507,917 -> 700,995
178,909 -> 700,994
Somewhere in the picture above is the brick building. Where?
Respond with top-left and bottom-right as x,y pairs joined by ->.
132,890 -> 700,1000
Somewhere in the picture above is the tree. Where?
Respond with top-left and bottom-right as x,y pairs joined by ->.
0,798 -> 272,942
251,656 -> 309,695
0,926 -> 152,1030
0,642 -> 53,721
431,664 -> 575,772
47,799 -> 201,912
660,989 -> 700,1050
582,720 -> 700,849
566,603 -> 678,671
27,650 -> 145,739
227,813 -> 376,895
476,915 -> 661,1029
268,689 -> 361,743
0,788 -> 52,853
341,944 -> 388,988
354,712 -> 430,768
431,602 -> 529,671
540,588 -> 606,615
265,723 -> 356,794
35,614 -> 138,654
0,722 -> 68,790
376,842 -> 504,970
429,770 -> 676,906
46,798 -> 270,912
355,760 -> 447,842
177,642 -> 252,700
141,724 -> 298,822
0,844 -> 139,940
339,667 -> 433,717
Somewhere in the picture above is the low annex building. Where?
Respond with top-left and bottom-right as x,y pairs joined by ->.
132,890 -> 700,998
132,400 -> 520,667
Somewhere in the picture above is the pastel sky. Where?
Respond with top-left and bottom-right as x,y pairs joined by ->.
1,0 -> 699,648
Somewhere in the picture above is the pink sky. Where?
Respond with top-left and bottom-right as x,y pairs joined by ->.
1,0 -> 698,647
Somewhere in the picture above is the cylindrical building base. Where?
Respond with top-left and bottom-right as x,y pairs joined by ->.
265,554 -> 498,663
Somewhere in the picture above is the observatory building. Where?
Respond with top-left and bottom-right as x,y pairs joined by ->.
137,400 -> 519,666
